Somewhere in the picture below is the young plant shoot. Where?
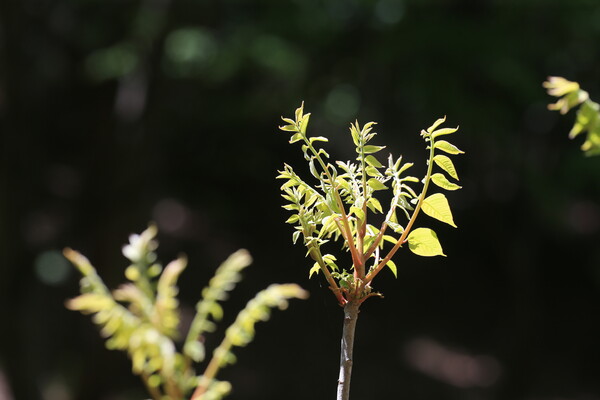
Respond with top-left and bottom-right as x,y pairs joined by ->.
65,225 -> 307,400
277,103 -> 463,400
544,76 -> 600,156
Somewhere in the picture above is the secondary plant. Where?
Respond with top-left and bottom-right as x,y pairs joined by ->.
544,76 -> 600,156
277,103 -> 463,399
65,224 -> 307,400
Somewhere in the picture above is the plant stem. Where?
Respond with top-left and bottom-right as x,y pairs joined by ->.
362,136 -> 437,287
190,336 -> 232,400
141,372 -> 163,400
337,300 -> 360,400
310,247 -> 347,306
304,136 -> 362,270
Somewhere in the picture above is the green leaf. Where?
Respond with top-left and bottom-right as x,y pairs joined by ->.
398,162 -> 413,175
581,122 -> 600,155
362,145 -> 386,154
383,235 -> 398,245
431,127 -> 458,138
285,214 -> 300,224
289,133 -> 303,143
368,178 -> 387,191
295,103 -> 306,122
350,206 -> 365,220
365,165 -> 382,177
386,259 -> 398,278
431,173 -> 462,191
421,193 -> 457,227
367,197 -> 383,213
309,158 -> 319,179
365,155 -> 384,168
309,263 -> 320,278
427,116 -> 446,133
407,228 -> 446,257
310,136 -> 329,143
323,254 -> 339,271
433,155 -> 459,180
350,125 -> 360,147
279,124 -> 297,132
434,140 -> 464,155
292,230 -> 301,244
299,113 -> 311,134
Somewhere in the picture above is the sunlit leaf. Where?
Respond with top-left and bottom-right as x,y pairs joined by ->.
279,124 -> 297,132
407,228 -> 445,257
368,178 -> 387,191
431,173 -> 462,191
310,135 -> 328,143
285,214 -> 300,224
299,113 -> 311,134
434,140 -> 464,155
365,155 -> 384,168
386,259 -> 397,278
365,166 -> 382,177
362,145 -> 386,154
427,116 -> 446,133
431,127 -> 458,138
309,158 -> 319,179
350,206 -> 365,221
289,133 -> 303,143
421,193 -> 456,228
433,155 -> 459,180
367,197 -> 383,213
309,263 -> 320,278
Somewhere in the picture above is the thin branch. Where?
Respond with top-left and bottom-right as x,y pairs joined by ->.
190,337 -> 233,400
141,372 -> 163,400
362,138 -> 436,287
310,247 -> 347,306
363,221 -> 388,260
337,301 -> 360,400
303,136 -> 362,270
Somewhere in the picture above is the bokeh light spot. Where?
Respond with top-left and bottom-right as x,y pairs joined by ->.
153,198 -> 190,234
34,250 -> 71,286
164,27 -> 217,76
325,84 -> 361,124
375,0 -> 405,25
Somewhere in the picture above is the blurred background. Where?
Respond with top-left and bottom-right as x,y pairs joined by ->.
2,0 -> 600,399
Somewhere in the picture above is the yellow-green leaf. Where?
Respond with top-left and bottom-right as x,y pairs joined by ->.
421,193 -> 457,227
350,206 -> 365,220
368,178 -> 387,191
431,127 -> 458,138
285,214 -> 300,224
386,259 -> 397,278
434,140 -> 464,155
367,197 -> 383,213
299,113 -> 311,134
407,228 -> 446,257
433,155 -> 459,180
431,173 -> 462,191
427,116 -> 446,133
362,145 -> 386,154
309,263 -> 320,278
365,155 -> 384,168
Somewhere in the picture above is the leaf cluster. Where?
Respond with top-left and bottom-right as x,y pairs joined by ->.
277,103 -> 462,305
544,76 -> 600,156
65,225 -> 307,400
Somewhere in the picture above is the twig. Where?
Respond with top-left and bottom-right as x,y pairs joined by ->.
336,300 -> 360,400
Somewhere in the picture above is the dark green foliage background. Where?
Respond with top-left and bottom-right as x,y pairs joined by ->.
2,1 -> 600,399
